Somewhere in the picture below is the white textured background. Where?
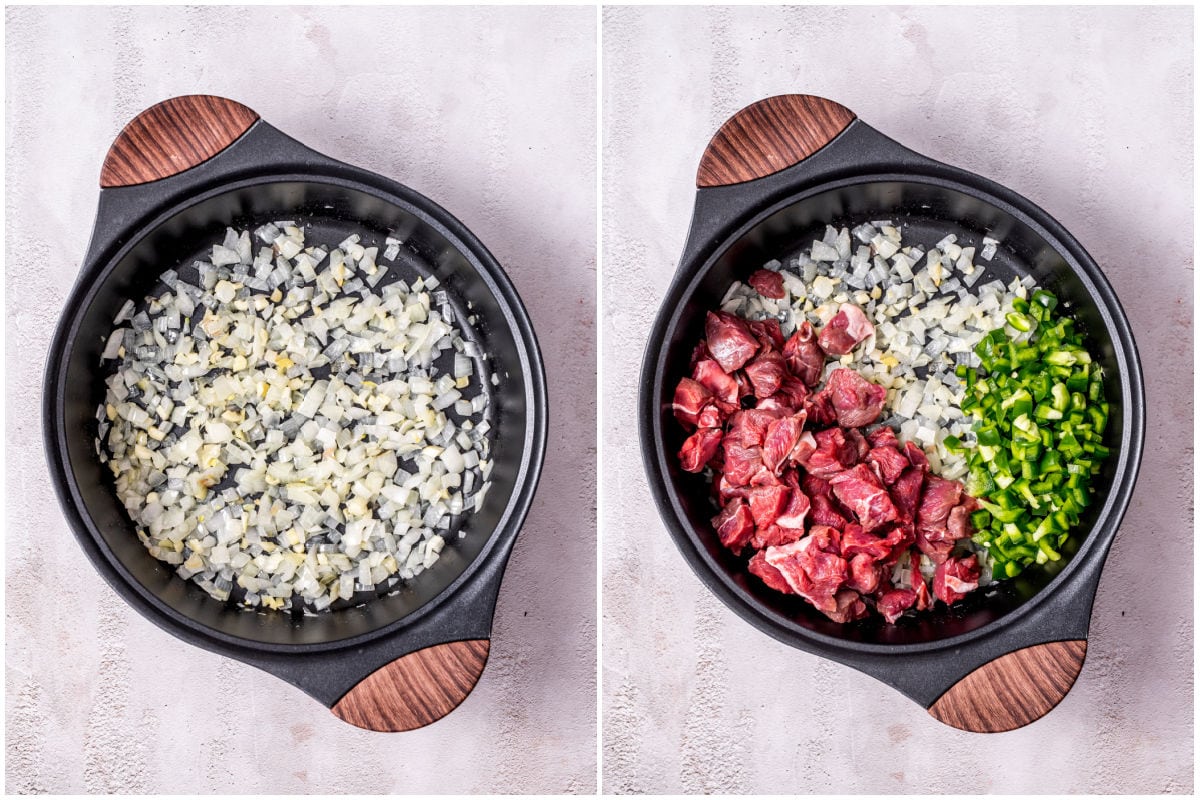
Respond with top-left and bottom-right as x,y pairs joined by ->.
6,5 -> 596,794
602,5 -> 1193,794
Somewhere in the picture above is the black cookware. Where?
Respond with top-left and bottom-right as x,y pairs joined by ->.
45,95 -> 547,732
640,95 -> 1144,732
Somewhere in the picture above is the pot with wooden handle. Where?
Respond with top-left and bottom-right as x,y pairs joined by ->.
640,94 -> 1144,732
45,95 -> 548,732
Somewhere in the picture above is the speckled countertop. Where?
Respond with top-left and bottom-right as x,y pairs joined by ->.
601,5 -> 1193,794
6,5 -> 596,794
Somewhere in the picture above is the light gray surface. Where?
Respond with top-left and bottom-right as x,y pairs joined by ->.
601,5 -> 1193,794
6,5 -> 596,794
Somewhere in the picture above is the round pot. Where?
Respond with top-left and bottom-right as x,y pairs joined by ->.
44,96 -> 548,732
640,95 -> 1144,732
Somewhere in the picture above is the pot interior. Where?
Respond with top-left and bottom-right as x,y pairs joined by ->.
56,180 -> 536,647
656,179 -> 1128,646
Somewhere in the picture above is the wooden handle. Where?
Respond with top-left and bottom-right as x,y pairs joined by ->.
696,94 -> 856,188
927,640 -> 1087,733
331,639 -> 490,732
99,95 -> 259,188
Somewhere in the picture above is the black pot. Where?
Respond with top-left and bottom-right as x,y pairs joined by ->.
640,95 -> 1144,732
44,96 -> 548,731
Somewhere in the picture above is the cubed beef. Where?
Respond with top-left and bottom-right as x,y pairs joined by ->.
890,467 -> 925,520
748,551 -> 793,594
712,499 -> 755,554
933,554 -> 982,605
825,368 -> 887,428
747,317 -> 785,349
904,441 -> 929,471
825,590 -> 870,623
705,311 -> 760,373
775,486 -> 810,530
829,463 -> 900,532
721,439 -> 764,487
764,527 -> 848,616
798,427 -> 860,479
727,408 -> 779,449
672,378 -> 712,429
783,321 -> 827,387
876,588 -> 917,623
809,493 -> 849,529
867,444 -> 910,485
773,375 -> 811,411
746,484 -> 790,528
867,425 -> 899,449
762,412 -> 808,474
917,476 -> 962,531
817,303 -> 874,355
749,269 -> 786,299
679,428 -> 723,473
752,523 -> 805,549
745,350 -> 787,398
847,553 -> 885,594
692,359 -> 740,407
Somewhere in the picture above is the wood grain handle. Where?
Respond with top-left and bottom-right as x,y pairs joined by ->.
331,639 -> 490,732
927,640 -> 1087,733
697,94 -> 856,188
99,95 -> 259,188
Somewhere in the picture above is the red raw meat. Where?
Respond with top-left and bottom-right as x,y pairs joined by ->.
745,351 -> 787,398
746,484 -> 790,528
783,322 -> 826,386
826,590 -> 870,623
845,426 -> 870,461
705,311 -> 760,373
868,425 -> 899,449
764,527 -> 848,616
672,378 -> 712,429
817,302 -> 875,355
916,525 -> 957,564
801,474 -> 833,498
890,467 -> 926,520
933,554 -> 982,605
749,269 -> 786,299
825,368 -> 888,428
841,522 -> 894,561
804,390 -> 838,427
762,411 -> 809,474
713,499 -> 755,554
911,552 -> 933,611
904,441 -> 929,471
721,439 -> 764,486
679,428 -> 723,472
775,486 -> 810,530
675,305 -> 984,624
847,553 -> 884,594
867,443 -> 910,485
752,523 -> 804,549
773,375 -> 811,410
829,463 -> 901,532
798,427 -> 860,479
809,494 -> 849,529
917,476 -> 962,531
692,359 -> 740,407
747,317 -> 786,350
748,551 -> 793,594
877,588 -> 917,623
947,502 -> 977,541
728,409 -> 780,449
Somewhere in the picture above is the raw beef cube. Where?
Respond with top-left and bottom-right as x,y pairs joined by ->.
705,311 -> 759,373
